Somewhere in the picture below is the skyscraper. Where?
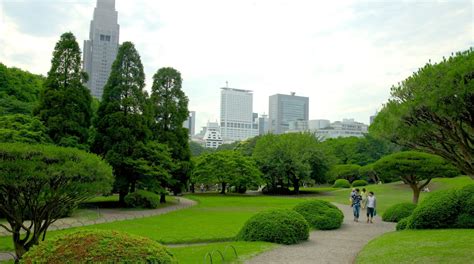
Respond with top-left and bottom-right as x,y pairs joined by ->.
183,111 -> 196,136
220,87 -> 258,142
83,0 -> 120,99
269,93 -> 309,134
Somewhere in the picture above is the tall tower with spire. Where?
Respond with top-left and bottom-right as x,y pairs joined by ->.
83,0 -> 120,99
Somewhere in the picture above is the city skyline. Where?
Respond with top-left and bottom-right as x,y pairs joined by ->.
0,0 -> 472,130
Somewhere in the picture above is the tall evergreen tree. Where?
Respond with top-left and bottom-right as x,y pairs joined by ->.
92,42 -> 150,204
150,67 -> 191,195
35,32 -> 92,149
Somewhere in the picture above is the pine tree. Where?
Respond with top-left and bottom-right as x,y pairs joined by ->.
35,32 -> 92,149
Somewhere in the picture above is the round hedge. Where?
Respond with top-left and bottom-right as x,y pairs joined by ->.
396,217 -> 411,231
21,230 -> 176,264
237,209 -> 309,245
382,203 -> 417,222
124,190 -> 161,209
409,189 -> 460,229
352,180 -> 368,187
293,200 -> 344,230
333,179 -> 351,188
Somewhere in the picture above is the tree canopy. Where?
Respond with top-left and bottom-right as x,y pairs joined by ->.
0,114 -> 51,144
370,49 -> 474,179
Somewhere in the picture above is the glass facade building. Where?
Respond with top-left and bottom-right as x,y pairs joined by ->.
269,93 -> 309,134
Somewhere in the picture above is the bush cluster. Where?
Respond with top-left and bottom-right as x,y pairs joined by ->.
237,209 -> 309,245
396,217 -> 411,231
333,179 -> 351,188
124,190 -> 161,209
382,203 -> 417,222
293,200 -> 344,230
21,230 -> 176,263
352,180 -> 368,187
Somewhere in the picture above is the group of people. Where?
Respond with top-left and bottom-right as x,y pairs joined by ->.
350,188 -> 376,223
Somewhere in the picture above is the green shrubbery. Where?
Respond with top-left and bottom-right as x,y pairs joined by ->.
382,203 -> 417,222
333,179 -> 351,188
352,180 -> 368,187
21,230 -> 176,263
124,190 -> 161,209
293,200 -> 344,230
237,209 -> 309,245
396,217 -> 411,231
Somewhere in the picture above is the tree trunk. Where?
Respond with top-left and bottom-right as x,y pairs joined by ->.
14,240 -> 26,262
221,182 -> 226,194
410,184 -> 421,204
293,178 -> 300,195
160,193 -> 166,203
190,183 -> 195,193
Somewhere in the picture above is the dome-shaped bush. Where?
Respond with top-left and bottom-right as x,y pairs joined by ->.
333,179 -> 351,188
21,230 -> 176,264
125,190 -> 161,209
396,217 -> 411,231
237,209 -> 309,245
293,200 -> 344,230
352,180 -> 368,187
382,203 -> 417,222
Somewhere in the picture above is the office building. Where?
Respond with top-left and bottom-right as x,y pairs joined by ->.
316,119 -> 368,139
183,111 -> 196,136
202,122 -> 223,149
269,93 -> 309,134
83,0 -> 120,99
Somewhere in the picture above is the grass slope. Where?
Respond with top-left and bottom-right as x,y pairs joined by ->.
356,229 -> 474,264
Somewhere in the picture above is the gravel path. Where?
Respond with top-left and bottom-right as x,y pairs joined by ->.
246,204 -> 396,264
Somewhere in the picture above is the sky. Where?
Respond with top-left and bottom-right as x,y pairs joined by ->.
0,0 -> 473,132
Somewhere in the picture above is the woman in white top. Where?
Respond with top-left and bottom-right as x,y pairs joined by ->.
366,191 -> 376,223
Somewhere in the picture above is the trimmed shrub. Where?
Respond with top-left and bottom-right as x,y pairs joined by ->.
409,189 -> 460,229
124,190 -> 161,209
352,180 -> 368,187
293,200 -> 344,230
396,217 -> 411,231
333,179 -> 351,188
382,203 -> 417,222
455,213 -> 474,228
237,209 -> 309,245
21,230 -> 176,263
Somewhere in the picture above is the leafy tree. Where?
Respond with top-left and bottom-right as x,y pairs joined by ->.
35,32 -> 92,149
327,164 -> 361,183
150,67 -> 191,195
0,143 -> 113,259
370,49 -> 474,179
359,163 -> 379,183
189,141 -> 214,157
373,151 -> 460,203
234,136 -> 261,156
0,114 -> 51,144
217,141 -> 240,151
92,41 -> 150,204
193,150 -> 262,194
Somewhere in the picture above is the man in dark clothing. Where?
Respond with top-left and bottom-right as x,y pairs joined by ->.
351,188 -> 362,222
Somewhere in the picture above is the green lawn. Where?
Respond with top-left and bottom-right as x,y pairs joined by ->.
356,229 -> 474,264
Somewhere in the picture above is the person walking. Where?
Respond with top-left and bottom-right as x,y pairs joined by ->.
361,188 -> 368,209
366,191 -> 377,223
349,188 -> 356,204
351,188 -> 362,222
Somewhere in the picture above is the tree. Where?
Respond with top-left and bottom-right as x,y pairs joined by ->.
35,32 -> 92,149
0,114 -> 51,144
193,150 -> 262,194
150,67 -> 191,195
327,164 -> 361,183
0,143 -> 113,260
359,163 -> 379,183
92,42 -> 150,204
189,141 -> 214,157
370,49 -> 474,179
373,151 -> 459,203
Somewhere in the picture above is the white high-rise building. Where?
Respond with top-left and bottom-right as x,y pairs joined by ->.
83,0 -> 120,99
220,87 -> 258,142
183,111 -> 196,136
203,122 -> 223,149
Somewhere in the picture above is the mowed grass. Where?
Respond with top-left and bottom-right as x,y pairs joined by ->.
169,241 -> 277,264
356,229 -> 474,264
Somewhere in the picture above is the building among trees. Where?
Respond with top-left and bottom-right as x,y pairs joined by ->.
183,111 -> 196,136
269,93 -> 309,134
83,0 -> 120,99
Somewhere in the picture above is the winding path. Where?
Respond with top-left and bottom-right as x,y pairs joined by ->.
246,204 -> 396,264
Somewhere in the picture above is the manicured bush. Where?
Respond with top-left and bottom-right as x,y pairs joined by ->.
409,189 -> 460,229
333,179 -> 351,188
293,200 -> 344,230
124,190 -> 161,209
21,230 -> 176,263
396,217 -> 411,231
237,209 -> 309,245
455,213 -> 474,228
382,203 -> 417,222
352,180 -> 368,187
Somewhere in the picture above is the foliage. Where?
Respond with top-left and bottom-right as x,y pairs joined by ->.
370,49 -> 474,179
234,136 -> 261,156
0,143 -> 113,259
124,190 -> 162,209
237,209 -> 309,245
0,114 -> 51,144
382,203 -> 417,222
92,41 -> 150,204
253,133 -> 329,194
373,151 -> 460,203
189,141 -> 213,156
293,200 -> 344,230
35,32 -> 92,149
193,150 -> 262,194
216,141 -> 240,151
332,179 -> 351,188
21,230 -> 176,263
352,180 -> 368,187
359,164 -> 379,183
328,164 -> 361,183
396,217 -> 411,231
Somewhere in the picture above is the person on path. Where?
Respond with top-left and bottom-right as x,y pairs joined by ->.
366,191 -> 377,223
351,188 -> 362,222
349,188 -> 356,204
361,188 -> 368,209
